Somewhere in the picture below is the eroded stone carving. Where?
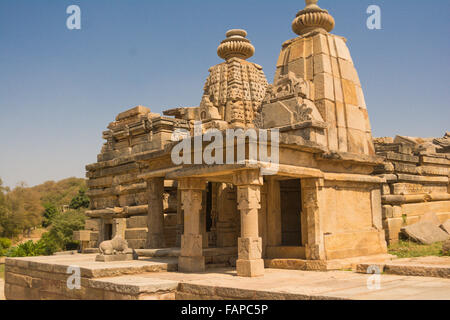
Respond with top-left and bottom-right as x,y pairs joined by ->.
265,72 -> 310,102
99,236 -> 129,255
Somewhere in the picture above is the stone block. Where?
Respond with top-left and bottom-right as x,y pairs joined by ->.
345,104 -> 366,131
334,36 -> 353,62
355,85 -> 366,108
382,184 -> 391,195
180,234 -> 203,257
382,205 -> 393,219
341,79 -> 358,105
288,40 -> 304,62
178,256 -> 205,273
313,54 -> 332,75
95,253 -> 135,262
125,228 -> 147,240
440,220 -> 450,234
126,215 -> 147,229
401,222 -> 450,245
85,219 -> 101,231
276,49 -> 287,67
73,230 -> 92,242
338,58 -> 359,85
383,218 -> 404,240
392,183 -> 424,195
5,283 -> 40,300
313,33 -> 329,55
236,259 -> 264,277
238,237 -> 262,260
314,73 -> 334,101
393,206 -> 403,218
126,239 -> 146,249
333,77 -> 343,102
419,212 -> 442,226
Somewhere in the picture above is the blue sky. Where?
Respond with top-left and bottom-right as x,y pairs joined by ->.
0,0 -> 449,188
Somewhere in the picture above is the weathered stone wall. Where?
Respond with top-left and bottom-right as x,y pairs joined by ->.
84,106 -> 189,249
3,257 -> 177,300
374,138 -> 450,244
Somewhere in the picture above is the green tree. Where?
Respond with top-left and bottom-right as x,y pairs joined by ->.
44,210 -> 86,251
42,203 -> 59,227
69,189 -> 90,210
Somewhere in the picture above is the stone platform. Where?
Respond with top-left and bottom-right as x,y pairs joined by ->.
357,256 -> 450,279
3,254 -> 450,300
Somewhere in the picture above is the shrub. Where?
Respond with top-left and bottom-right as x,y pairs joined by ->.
46,210 -> 85,251
6,240 -> 47,257
0,237 -> 11,249
0,237 -> 11,256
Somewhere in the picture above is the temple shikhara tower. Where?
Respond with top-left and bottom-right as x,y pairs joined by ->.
69,0 -> 449,280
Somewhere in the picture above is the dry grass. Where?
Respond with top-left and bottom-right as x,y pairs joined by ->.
0,264 -> 4,279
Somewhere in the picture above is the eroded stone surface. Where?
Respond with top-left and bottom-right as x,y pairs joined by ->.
401,222 -> 450,245
441,220 -> 450,234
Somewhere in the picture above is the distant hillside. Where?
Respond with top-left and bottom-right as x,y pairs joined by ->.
30,177 -> 86,208
0,177 -> 86,239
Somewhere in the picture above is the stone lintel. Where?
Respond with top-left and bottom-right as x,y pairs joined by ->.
323,173 -> 384,184
178,178 -> 206,190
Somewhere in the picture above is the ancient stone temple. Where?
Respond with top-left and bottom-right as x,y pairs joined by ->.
77,0 -> 448,278
5,1 -> 450,302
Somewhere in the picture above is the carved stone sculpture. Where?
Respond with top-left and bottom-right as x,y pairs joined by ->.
96,236 -> 136,262
99,236 -> 129,255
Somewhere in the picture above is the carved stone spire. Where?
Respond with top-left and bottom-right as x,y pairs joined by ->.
292,0 -> 335,36
217,29 -> 255,60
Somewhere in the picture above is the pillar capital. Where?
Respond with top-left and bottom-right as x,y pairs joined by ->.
232,169 -> 263,187
178,178 -> 206,191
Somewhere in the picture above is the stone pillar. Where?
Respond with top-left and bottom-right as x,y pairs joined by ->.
178,178 -> 206,273
301,178 -> 325,260
146,177 -> 166,249
233,170 -> 264,277
113,218 -> 127,239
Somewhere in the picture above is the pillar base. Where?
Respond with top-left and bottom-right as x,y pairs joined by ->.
236,259 -> 264,277
178,256 -> 205,273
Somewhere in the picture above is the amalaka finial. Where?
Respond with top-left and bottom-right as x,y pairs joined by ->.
217,29 -> 255,61
292,0 -> 335,36
305,0 -> 320,10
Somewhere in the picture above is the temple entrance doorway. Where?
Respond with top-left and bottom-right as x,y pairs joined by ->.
104,223 -> 113,241
280,179 -> 302,246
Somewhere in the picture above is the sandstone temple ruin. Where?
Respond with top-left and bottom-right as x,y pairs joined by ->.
77,0 -> 450,277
